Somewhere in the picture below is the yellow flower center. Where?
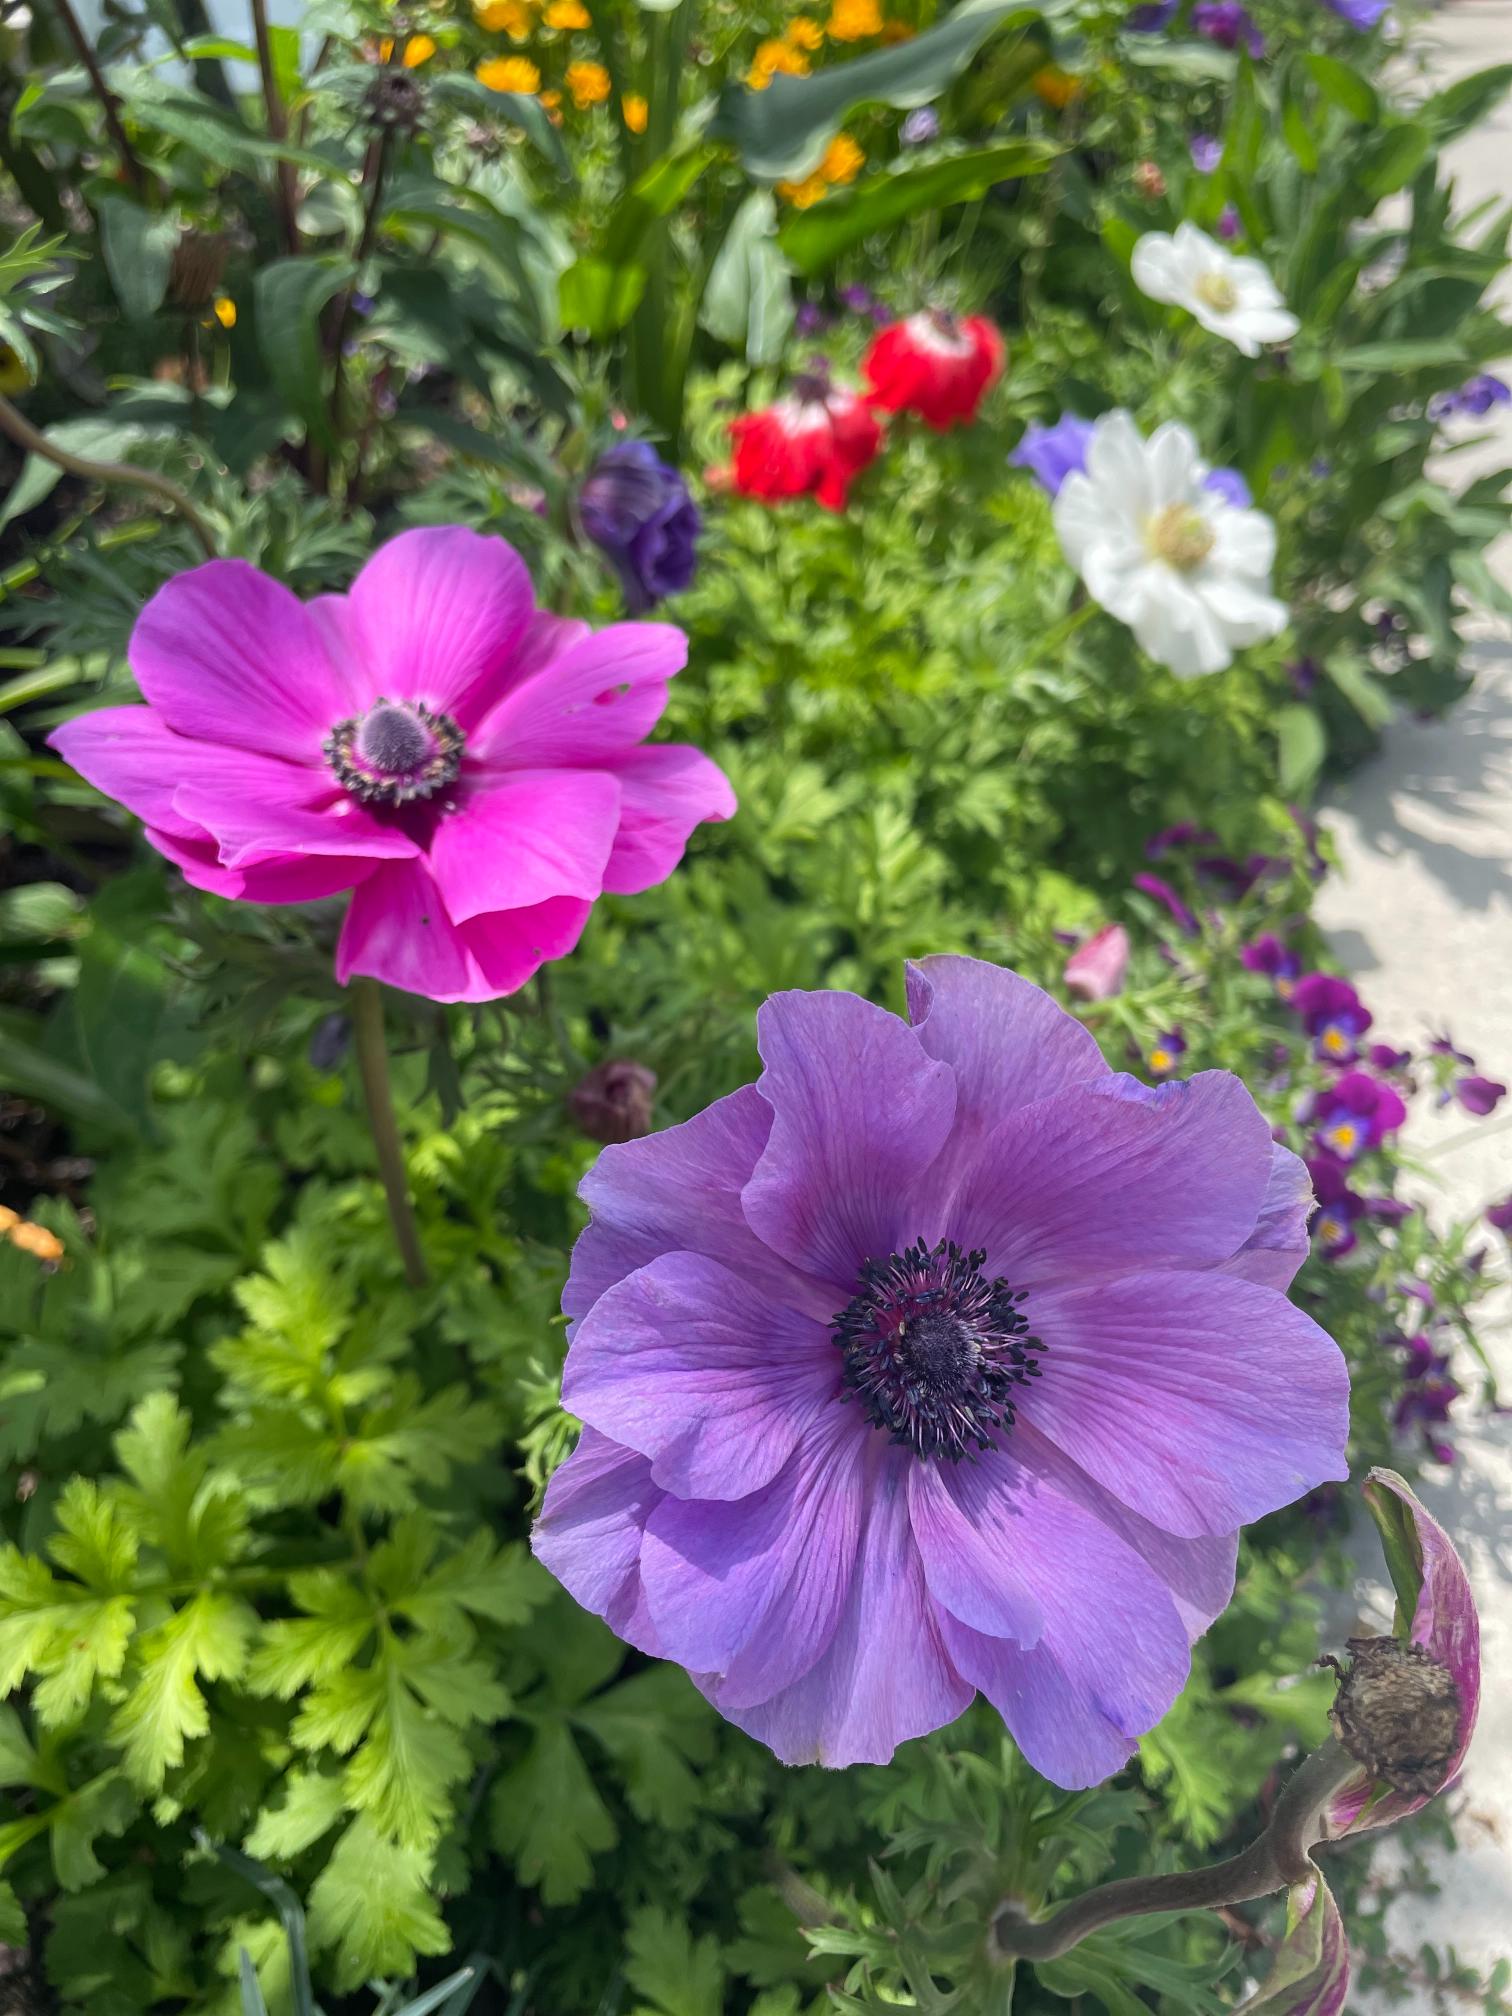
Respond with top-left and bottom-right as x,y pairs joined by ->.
1195,271 -> 1239,313
1146,503 -> 1215,571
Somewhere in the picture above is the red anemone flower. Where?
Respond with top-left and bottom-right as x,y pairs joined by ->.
729,369 -> 885,511
862,310 -> 1005,430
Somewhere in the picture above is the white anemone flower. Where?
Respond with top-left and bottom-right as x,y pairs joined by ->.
1131,223 -> 1299,356
1052,410 -> 1288,678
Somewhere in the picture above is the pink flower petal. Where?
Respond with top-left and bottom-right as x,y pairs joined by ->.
599,744 -> 737,896
153,826 -> 379,904
1232,1870 -> 1350,2015
426,769 -> 622,922
460,895 -> 594,997
340,527 -> 536,729
128,560 -> 350,761
470,622 -> 688,769
336,861 -> 592,1002
51,707 -> 318,838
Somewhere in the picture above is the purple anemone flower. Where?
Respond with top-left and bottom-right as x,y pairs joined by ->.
1292,972 -> 1372,1063
578,440 -> 701,615
1193,0 -> 1264,51
1324,0 -> 1388,26
1454,1074 -> 1506,1117
533,958 -> 1349,1784
1010,414 -> 1096,496
1190,134 -> 1223,174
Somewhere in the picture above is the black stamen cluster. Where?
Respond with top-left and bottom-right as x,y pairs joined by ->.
324,698 -> 463,807
832,1237 -> 1044,1463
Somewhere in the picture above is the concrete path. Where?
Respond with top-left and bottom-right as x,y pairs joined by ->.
1313,0 -> 1512,1990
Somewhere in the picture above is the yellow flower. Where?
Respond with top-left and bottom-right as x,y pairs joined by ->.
820,131 -> 864,183
0,1206 -> 16,1235
212,296 -> 237,328
1032,64 -> 1083,109
749,36 -> 809,86
8,1220 -> 63,1264
545,0 -> 590,24
474,0 -> 533,38
403,31 -> 437,65
775,171 -> 825,207
477,54 -> 541,90
785,13 -> 824,48
879,16 -> 913,39
565,58 -> 612,107
622,92 -> 649,132
826,0 -> 882,40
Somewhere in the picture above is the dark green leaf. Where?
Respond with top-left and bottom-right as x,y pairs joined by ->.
779,140 -> 1057,274
1356,122 -> 1433,200
1419,61 -> 1512,141
95,198 -> 178,323
700,191 -> 794,361
1303,51 -> 1379,124
252,256 -> 353,453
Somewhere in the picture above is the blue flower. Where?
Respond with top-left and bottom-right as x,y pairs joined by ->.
578,440 -> 701,614
1324,0 -> 1389,25
1203,466 -> 1252,508
1010,413 -> 1097,495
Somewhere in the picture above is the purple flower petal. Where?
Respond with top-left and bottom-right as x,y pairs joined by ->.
1232,1870 -> 1350,2014
1220,1141 -> 1314,1291
1009,414 -> 1097,496
532,1426 -> 664,1649
562,1251 -> 837,1501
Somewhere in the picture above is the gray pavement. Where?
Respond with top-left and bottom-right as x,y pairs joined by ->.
1313,0 -> 1512,1988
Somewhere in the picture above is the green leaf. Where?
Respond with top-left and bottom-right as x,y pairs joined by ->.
558,143 -> 716,338
1356,122 -> 1433,200
1326,654 -> 1395,729
1336,338 -> 1469,372
109,1589 -> 254,1790
0,1508 -> 136,1726
95,197 -> 178,322
490,1718 -> 617,1904
558,256 -> 649,335
1418,61 -> 1512,141
1303,52 -> 1379,124
699,191 -> 795,362
1119,36 -> 1235,79
50,1769 -> 137,1891
252,257 -> 354,453
710,0 -> 1060,180
1280,66 -> 1318,176
242,1768 -> 347,1862
207,1835 -> 317,2016
0,414 -> 162,534
0,1879 -> 25,1946
1277,703 -> 1326,798
624,1904 -> 726,2016
307,1818 -> 450,1992
778,140 -> 1057,274
336,1649 -> 474,1853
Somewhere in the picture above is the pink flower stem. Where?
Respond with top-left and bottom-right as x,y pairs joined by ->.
991,1737 -> 1359,1964
351,977 -> 428,1289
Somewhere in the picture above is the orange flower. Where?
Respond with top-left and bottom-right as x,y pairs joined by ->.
785,13 -> 824,48
826,0 -> 882,40
565,58 -> 611,107
622,92 -> 649,132
544,0 -> 590,24
1032,64 -> 1083,109
749,36 -> 809,86
8,1220 -> 63,1264
403,31 -> 437,65
477,54 -> 541,90
776,131 -> 864,205
474,0 -> 533,38
0,1206 -> 17,1234
541,86 -> 563,109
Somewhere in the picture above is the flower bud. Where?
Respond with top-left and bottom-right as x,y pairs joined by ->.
1064,922 -> 1130,1002
1133,160 -> 1166,200
364,70 -> 427,133
1326,1635 -> 1463,1798
578,441 -> 700,614
569,1059 -> 657,1145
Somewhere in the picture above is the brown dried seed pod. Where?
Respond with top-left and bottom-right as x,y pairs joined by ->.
1326,1635 -> 1462,1798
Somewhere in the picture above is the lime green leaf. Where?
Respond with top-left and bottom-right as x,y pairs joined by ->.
0,1526 -> 135,1727
109,1590 -> 255,1790
340,1666 -> 472,1852
1277,703 -> 1326,798
50,1769 -> 137,1892
778,140 -> 1057,275
558,256 -> 649,335
307,1818 -> 450,1991
1303,52 -> 1379,124
242,1769 -> 347,1862
490,1718 -> 616,1904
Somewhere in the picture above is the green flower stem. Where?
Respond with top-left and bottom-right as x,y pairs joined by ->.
991,1738 -> 1360,1965
52,0 -> 150,195
350,977 -> 429,1289
0,395 -> 217,557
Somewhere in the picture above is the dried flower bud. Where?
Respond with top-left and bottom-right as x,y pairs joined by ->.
569,1059 -> 657,1145
168,229 -> 229,310
1326,1635 -> 1462,1798
1133,160 -> 1166,200
364,70 -> 427,133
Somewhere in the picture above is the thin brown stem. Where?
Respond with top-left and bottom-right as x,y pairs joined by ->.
250,0 -> 300,255
350,977 -> 428,1289
0,393 -> 216,556
992,1740 -> 1360,1965
325,130 -> 393,486
52,0 -> 149,194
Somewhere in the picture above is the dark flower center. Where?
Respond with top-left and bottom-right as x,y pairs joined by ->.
325,698 -> 464,807
832,1238 -> 1044,1462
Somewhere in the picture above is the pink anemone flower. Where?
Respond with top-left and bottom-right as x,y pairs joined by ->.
50,528 -> 735,1002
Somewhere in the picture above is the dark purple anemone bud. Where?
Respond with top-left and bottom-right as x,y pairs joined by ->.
1126,0 -> 1177,27
1324,0 -> 1388,22
1132,871 -> 1199,936
578,440 -> 700,615
1203,466 -> 1252,509
569,1058 -> 658,1145
1216,204 -> 1241,241
1454,1074 -> 1506,1117
1190,134 -> 1222,173
535,956 -> 1348,1784
901,106 -> 940,145
1193,0 -> 1264,52
1487,1195 -> 1512,1234
1009,413 -> 1095,496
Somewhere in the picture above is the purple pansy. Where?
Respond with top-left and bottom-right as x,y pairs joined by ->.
1190,134 -> 1223,173
1133,870 -> 1200,936
1324,0 -> 1388,23
1064,922 -> 1130,1002
578,440 -> 701,615
534,958 -> 1349,1784
1324,1469 -> 1480,1838
1307,1151 -> 1363,1258
1217,204 -> 1242,241
1242,932 -> 1301,997
1010,414 -> 1097,496
1487,1196 -> 1512,1234
1454,1074 -> 1506,1117
1292,972 -> 1372,1063
1146,1028 -> 1187,1079
1367,1041 -> 1412,1072
1193,0 -> 1264,52
1310,1071 -> 1407,1163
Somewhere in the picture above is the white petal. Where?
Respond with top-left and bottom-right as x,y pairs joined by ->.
1052,472 -> 1113,571
1145,421 -> 1206,506
1199,578 -> 1289,644
1211,507 -> 1277,576
1085,410 -> 1155,517
1131,231 -> 1185,305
